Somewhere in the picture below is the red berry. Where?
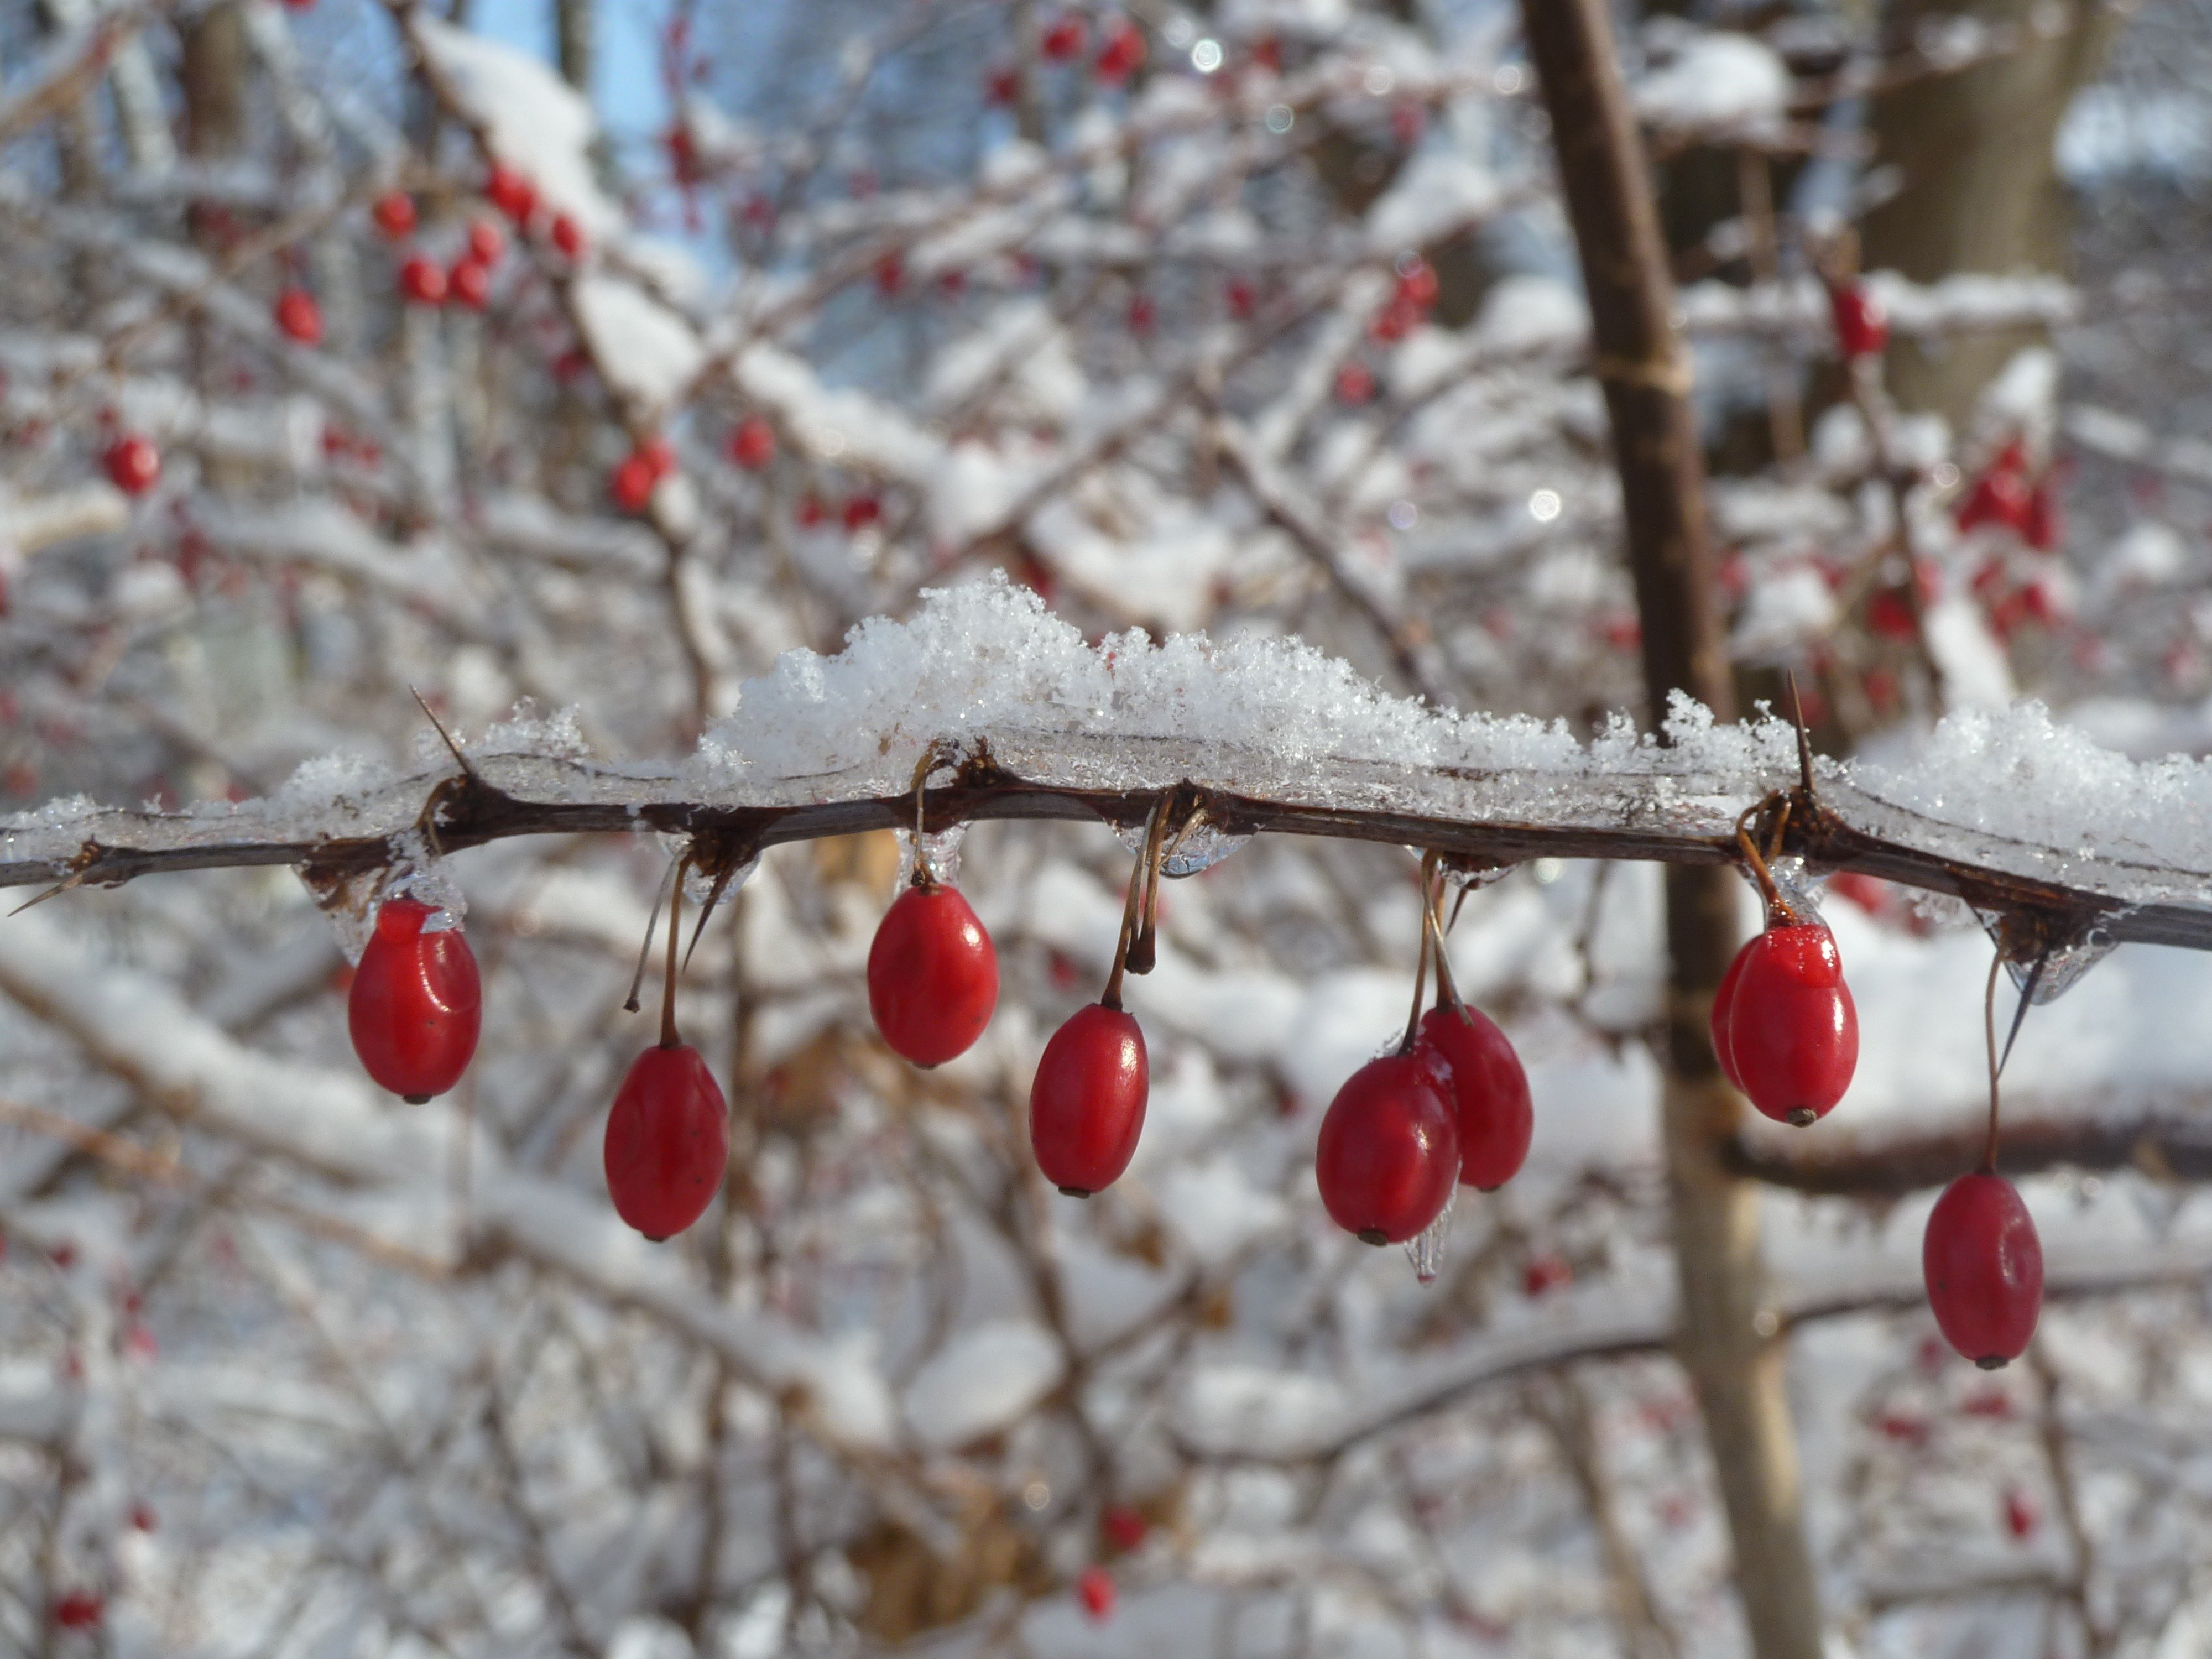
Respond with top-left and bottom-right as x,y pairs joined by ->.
843,494 -> 882,531
1957,468 -> 2034,535
1830,281 -> 1888,361
1416,1004 -> 1531,1191
1030,1003 -> 1147,1196
1522,1251 -> 1572,1296
550,213 -> 586,259
1128,293 -> 1156,335
1713,922 -> 1857,1126
2022,482 -> 2059,552
1395,262 -> 1439,308
603,1044 -> 729,1240
1334,362 -> 1376,405
53,1591 -> 102,1631
1315,1052 -> 1458,1244
1040,15 -> 1086,60
130,1502 -> 156,1532
1708,940 -> 1751,1090
875,254 -> 905,297
1225,278 -> 1257,320
1101,1503 -> 1149,1552
986,66 -> 1022,105
448,258 -> 491,310
1094,20 -> 1145,84
796,493 -> 827,528
372,191 -> 416,239
347,898 -> 482,1102
104,435 -> 160,495
611,452 -> 658,513
274,287 -> 323,345
1078,1566 -> 1115,1622
399,254 -> 446,306
638,435 -> 677,479
2004,1488 -> 2039,1539
728,415 -> 775,470
486,163 -> 536,224
867,883 -> 999,1067
1924,1172 -> 2043,1369
467,219 -> 505,268
1371,295 -> 1420,342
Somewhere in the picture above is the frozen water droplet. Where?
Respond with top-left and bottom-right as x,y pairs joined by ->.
898,823 -> 968,889
1975,909 -> 2127,1004
1438,855 -> 1514,892
1761,855 -> 1826,923
1405,1185 -> 1456,1285
1115,810 -> 1251,877
385,830 -> 468,930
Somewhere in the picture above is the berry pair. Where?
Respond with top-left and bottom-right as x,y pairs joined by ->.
1317,855 -> 1532,1248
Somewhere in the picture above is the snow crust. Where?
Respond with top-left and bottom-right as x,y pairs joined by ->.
1634,32 -> 1791,137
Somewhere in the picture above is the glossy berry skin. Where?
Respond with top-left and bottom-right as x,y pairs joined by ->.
1924,1172 -> 2043,1368
1709,939 -> 1750,1089
486,163 -> 536,224
729,415 -> 775,469
1417,1004 -> 1531,1191
1078,1566 -> 1115,1622
372,191 -> 416,239
867,882 -> 999,1067
1830,282 -> 1888,361
1316,1052 -> 1459,1245
274,288 -> 323,345
1715,923 -> 1857,1127
348,898 -> 482,1103
104,435 -> 160,495
603,1044 -> 729,1241
399,255 -> 446,306
448,258 -> 491,310
1030,1003 -> 1147,1196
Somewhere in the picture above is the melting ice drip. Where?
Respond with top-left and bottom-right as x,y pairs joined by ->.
897,823 -> 968,889
1974,907 -> 2128,1005
1405,1183 -> 1455,1286
320,829 -> 469,965
1113,812 -> 1253,877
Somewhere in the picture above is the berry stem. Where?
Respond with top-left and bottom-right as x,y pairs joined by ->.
661,852 -> 687,1050
908,742 -> 956,888
1103,800 -> 1167,1012
1733,795 -> 1794,926
1981,948 -> 2002,1175
1401,853 -> 1437,1053
1423,858 -> 1465,1013
624,855 -> 684,1014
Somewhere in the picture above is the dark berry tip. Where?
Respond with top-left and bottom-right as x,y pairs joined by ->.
1786,1107 -> 1817,1128
1357,1227 -> 1389,1246
1976,1355 -> 2010,1371
1057,1185 -> 1093,1199
1477,1183 -> 1503,1194
403,1093 -> 430,1105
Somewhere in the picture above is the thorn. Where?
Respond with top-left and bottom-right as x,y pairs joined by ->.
8,879 -> 76,915
682,862 -> 739,971
409,686 -> 479,779
1995,947 -> 2049,1078
1787,670 -> 1815,799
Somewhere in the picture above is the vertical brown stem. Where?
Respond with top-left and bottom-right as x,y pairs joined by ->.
1519,3 -> 1823,1655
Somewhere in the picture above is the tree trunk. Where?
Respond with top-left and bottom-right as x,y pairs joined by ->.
1519,4 -> 1824,1656
1863,0 -> 2116,425
555,0 -> 592,93
181,2 -> 250,159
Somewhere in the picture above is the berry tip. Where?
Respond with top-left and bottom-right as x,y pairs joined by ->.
1057,1185 -> 1093,1199
1786,1107 -> 1817,1128
1358,1227 -> 1389,1246
1976,1355 -> 2010,1371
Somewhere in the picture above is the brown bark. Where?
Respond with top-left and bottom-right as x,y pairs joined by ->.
1519,3 -> 1824,1656
181,3 -> 249,160
1862,0 -> 2116,425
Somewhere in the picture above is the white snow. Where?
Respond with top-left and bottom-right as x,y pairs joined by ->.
1633,32 -> 1792,138
903,1319 -> 1066,1448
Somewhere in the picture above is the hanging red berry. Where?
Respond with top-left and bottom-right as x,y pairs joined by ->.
1957,465 -> 2034,536
1040,15 -> 1086,60
448,258 -> 491,310
1078,1566 -> 1116,1621
1316,1052 -> 1459,1244
53,1592 -> 103,1631
604,1042 -> 729,1240
274,287 -> 324,345
372,191 -> 417,239
1225,278 -> 1257,320
985,65 -> 1022,105
611,450 -> 659,514
1030,1003 -> 1147,1196
1094,19 -> 1146,84
867,884 -> 999,1067
466,218 -> 505,268
728,415 -> 775,470
1713,921 -> 1858,1126
486,163 -> 536,225
347,896 -> 482,1103
399,254 -> 447,306
104,435 -> 160,495
1395,261 -> 1439,308
1334,362 -> 1376,405
843,494 -> 881,531
550,213 -> 586,260
1100,1504 -> 1149,1552
1829,280 -> 1888,361
1923,1171 -> 2042,1369
1416,1003 -> 1531,1191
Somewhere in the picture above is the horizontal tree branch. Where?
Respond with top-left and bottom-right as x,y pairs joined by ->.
6,729 -> 2210,948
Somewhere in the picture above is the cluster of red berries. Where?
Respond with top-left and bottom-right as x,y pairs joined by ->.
1956,439 -> 2065,639
1022,14 -> 1145,84
375,188 -> 513,312
611,435 -> 678,514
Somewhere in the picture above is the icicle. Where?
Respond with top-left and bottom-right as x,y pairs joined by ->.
896,823 -> 968,889
1974,908 -> 2128,1005
1404,1183 -> 1456,1286
1116,809 -> 1250,877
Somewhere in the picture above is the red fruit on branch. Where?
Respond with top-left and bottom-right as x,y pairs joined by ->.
1370,295 -> 1420,342
1829,281 -> 1888,361
985,65 -> 1022,105
843,494 -> 882,531
1713,922 -> 1858,1126
1334,362 -> 1376,405
1316,1052 -> 1459,1244
611,451 -> 659,514
104,435 -> 160,495
1040,15 -> 1086,60
1094,20 -> 1146,84
1224,278 -> 1257,320
1923,1172 -> 2043,1369
372,190 -> 416,239
399,255 -> 447,306
550,213 -> 586,260
486,163 -> 536,224
1101,1503 -> 1149,1552
1030,1002 -> 1147,1196
1708,936 -> 1751,1090
448,258 -> 491,310
274,287 -> 323,345
2004,1488 -> 2040,1539
638,435 -> 677,479
1956,467 -> 2034,535
347,896 -> 482,1103
1395,261 -> 1439,308
467,219 -> 505,267
53,1591 -> 103,1631
603,1043 -> 729,1240
728,415 -> 775,470
1416,1003 -> 1532,1191
1078,1567 -> 1116,1622
867,883 -> 999,1067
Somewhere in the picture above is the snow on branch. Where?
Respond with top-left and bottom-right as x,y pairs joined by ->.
7,578 -> 2212,950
